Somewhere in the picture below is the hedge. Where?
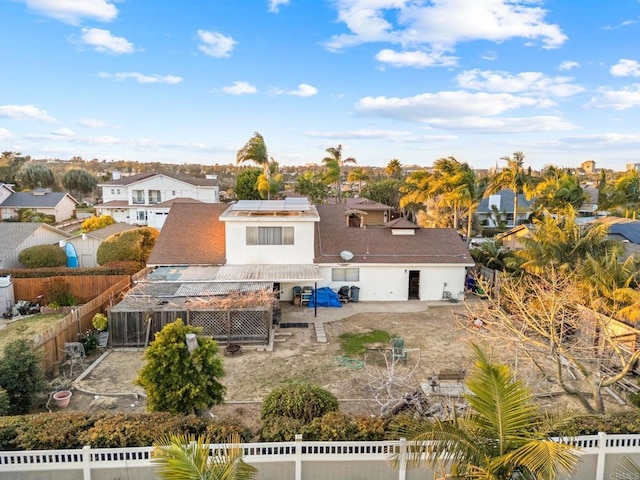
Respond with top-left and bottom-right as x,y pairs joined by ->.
18,245 -> 67,268
97,227 -> 159,265
0,261 -> 144,278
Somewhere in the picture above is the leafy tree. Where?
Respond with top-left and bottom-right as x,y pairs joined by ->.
470,240 -> 510,271
62,168 -> 97,197
261,382 -> 338,423
82,215 -> 116,232
235,168 -> 262,200
19,244 -> 67,268
394,343 -> 578,480
17,163 -> 55,189
0,151 -> 28,185
0,388 -> 9,416
96,227 -> 159,265
294,171 -> 329,204
0,339 -> 45,415
322,144 -> 356,204
136,319 -> 225,415
347,168 -> 369,192
361,178 -> 403,209
153,433 -> 257,480
532,169 -> 586,214
485,151 -> 531,227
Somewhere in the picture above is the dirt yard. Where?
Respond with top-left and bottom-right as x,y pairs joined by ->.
57,299 -> 625,429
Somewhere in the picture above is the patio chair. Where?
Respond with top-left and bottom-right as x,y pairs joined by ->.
391,338 -> 408,365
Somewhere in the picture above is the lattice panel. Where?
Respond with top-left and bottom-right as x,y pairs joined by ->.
190,311 -> 228,337
230,310 -> 269,340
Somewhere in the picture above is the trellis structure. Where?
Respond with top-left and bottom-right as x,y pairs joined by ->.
108,290 -> 274,348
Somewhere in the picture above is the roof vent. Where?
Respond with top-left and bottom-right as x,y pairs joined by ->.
340,250 -> 354,262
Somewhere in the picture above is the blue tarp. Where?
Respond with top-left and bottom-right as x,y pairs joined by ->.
307,287 -> 342,308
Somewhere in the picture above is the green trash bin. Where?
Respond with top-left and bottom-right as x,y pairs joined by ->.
350,286 -> 360,303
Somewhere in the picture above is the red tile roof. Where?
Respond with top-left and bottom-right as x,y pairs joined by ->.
147,203 -> 228,266
314,204 -> 473,265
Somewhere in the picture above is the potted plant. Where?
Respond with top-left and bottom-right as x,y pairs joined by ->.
52,390 -> 72,408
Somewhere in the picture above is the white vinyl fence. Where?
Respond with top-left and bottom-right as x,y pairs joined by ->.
0,433 -> 639,480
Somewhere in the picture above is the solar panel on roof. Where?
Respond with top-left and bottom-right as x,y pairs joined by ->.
231,198 -> 310,212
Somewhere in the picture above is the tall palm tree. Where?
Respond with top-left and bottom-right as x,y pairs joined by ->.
153,433 -> 258,480
347,168 -> 369,193
485,151 -> 530,227
385,159 -> 403,179
322,144 -> 356,204
532,170 -> 587,215
237,132 -> 271,199
395,343 -> 578,480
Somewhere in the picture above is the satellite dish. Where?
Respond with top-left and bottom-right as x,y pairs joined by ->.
340,250 -> 354,262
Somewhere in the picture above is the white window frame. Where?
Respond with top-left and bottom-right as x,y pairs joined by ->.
332,268 -> 359,282
246,226 -> 294,245
132,190 -> 145,204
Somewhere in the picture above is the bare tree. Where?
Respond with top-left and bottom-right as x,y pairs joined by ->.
469,272 -> 640,414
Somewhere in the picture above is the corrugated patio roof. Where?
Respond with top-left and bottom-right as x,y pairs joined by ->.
146,264 -> 322,283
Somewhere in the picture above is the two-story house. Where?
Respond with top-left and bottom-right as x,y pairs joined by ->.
96,171 -> 219,229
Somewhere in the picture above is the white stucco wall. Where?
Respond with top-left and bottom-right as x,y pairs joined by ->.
317,263 -> 469,302
101,176 -> 219,205
3,228 -> 70,269
224,221 -> 316,264
65,236 -> 101,268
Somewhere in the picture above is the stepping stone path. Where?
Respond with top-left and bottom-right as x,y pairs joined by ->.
314,322 -> 327,343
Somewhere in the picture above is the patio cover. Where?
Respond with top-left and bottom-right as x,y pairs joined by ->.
147,264 -> 323,283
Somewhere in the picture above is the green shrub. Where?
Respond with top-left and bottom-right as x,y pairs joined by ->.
0,389 -> 10,417
18,208 -> 55,224
302,411 -> 359,441
82,215 -> 115,232
261,382 -> 338,422
0,261 -> 144,278
92,313 -> 108,331
0,339 -> 45,415
0,416 -> 23,450
561,411 -> 640,436
97,227 -> 159,265
260,416 -> 305,442
77,413 -> 207,448
18,245 -> 67,268
14,412 -> 99,450
135,319 -> 225,415
42,278 -> 78,306
205,418 -> 254,443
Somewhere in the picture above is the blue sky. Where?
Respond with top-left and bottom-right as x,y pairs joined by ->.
2,0 -> 640,171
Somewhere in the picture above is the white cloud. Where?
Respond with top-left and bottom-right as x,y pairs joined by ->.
222,81 -> 258,95
80,28 -> 134,54
20,0 -> 118,24
0,128 -> 12,140
99,72 -> 183,84
424,115 -> 576,133
456,69 -> 584,97
197,30 -> 236,58
481,50 -> 498,61
304,129 -> 456,142
79,118 -> 106,128
611,59 -> 640,77
559,60 -> 580,71
553,133 -> 640,150
355,90 -> 553,122
0,104 -> 56,122
325,0 -> 566,53
584,84 -> 640,110
375,48 -> 457,68
51,127 -> 74,137
268,0 -> 290,13
273,83 -> 319,97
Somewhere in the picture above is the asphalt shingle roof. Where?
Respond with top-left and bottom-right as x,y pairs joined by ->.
147,203 -> 228,266
0,191 -> 74,208
476,189 -> 532,214
0,223 -> 70,257
314,204 -> 473,265
99,171 -> 218,187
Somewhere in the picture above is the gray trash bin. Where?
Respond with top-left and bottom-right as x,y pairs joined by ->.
350,286 -> 360,303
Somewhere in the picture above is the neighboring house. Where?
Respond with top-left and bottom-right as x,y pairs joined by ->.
0,223 -> 71,269
65,223 -> 139,268
579,185 -> 599,217
96,171 -> 219,229
0,184 -> 13,205
146,197 -> 473,302
581,160 -> 596,174
495,224 -> 534,251
344,197 -> 393,226
0,188 -> 78,223
476,189 -> 532,228
596,217 -> 640,259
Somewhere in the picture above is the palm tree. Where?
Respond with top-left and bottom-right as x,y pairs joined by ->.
347,168 -> 369,193
532,170 -> 587,214
322,144 -> 357,204
485,152 -> 530,227
385,159 -> 403,179
394,343 -> 578,480
237,132 -> 271,199
153,433 -> 258,480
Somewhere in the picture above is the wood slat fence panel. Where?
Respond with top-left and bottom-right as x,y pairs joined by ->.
13,276 -> 129,304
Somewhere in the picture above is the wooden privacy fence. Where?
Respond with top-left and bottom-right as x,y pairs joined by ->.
33,276 -> 132,375
109,307 -> 272,348
13,275 -> 129,304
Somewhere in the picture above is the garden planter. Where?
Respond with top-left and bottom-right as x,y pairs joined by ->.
53,390 -> 72,408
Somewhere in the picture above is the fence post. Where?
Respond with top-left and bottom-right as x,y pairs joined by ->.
398,437 -> 407,480
596,432 -> 606,480
82,445 -> 92,480
295,434 -> 303,480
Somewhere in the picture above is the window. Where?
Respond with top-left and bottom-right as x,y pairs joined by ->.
132,190 -> 144,204
332,268 -> 359,282
110,189 -> 115,194
246,226 -> 294,245
149,190 -> 161,204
